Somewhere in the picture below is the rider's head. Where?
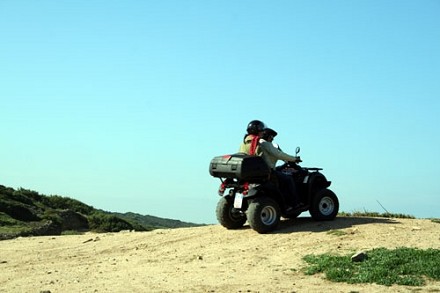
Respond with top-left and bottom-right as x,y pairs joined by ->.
261,128 -> 277,141
246,120 -> 266,135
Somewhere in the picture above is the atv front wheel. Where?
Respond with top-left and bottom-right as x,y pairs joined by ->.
309,189 -> 339,221
247,197 -> 280,233
216,197 -> 247,229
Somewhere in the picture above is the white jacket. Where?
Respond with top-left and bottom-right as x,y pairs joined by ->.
258,139 -> 298,169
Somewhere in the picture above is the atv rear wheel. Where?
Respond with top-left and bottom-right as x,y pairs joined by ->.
310,189 -> 339,221
216,197 -> 247,229
247,197 -> 280,233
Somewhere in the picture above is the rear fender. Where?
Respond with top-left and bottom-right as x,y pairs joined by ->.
247,184 -> 261,197
244,182 -> 284,207
246,180 -> 279,196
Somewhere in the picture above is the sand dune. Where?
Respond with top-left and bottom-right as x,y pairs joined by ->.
1,217 -> 439,292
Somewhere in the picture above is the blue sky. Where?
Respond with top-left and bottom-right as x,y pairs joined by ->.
1,1 -> 439,224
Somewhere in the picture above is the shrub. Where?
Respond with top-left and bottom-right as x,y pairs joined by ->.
0,185 -> 15,197
41,209 -> 62,225
0,212 -> 21,226
0,199 -> 40,221
13,188 -> 42,203
88,212 -> 134,232
42,195 -> 94,215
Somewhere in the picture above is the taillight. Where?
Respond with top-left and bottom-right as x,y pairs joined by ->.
242,182 -> 249,195
218,182 -> 226,195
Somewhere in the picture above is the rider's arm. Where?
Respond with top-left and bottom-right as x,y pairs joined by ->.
259,140 -> 298,162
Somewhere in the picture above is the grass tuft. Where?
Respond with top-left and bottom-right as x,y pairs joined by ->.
339,210 -> 415,219
303,247 -> 440,286
326,229 -> 347,236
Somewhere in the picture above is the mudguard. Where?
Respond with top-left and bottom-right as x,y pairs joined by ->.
305,172 -> 331,196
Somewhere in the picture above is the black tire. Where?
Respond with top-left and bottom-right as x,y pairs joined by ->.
309,189 -> 339,221
247,197 -> 280,233
216,197 -> 247,229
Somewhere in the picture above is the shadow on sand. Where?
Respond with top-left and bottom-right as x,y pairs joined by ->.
272,216 -> 400,234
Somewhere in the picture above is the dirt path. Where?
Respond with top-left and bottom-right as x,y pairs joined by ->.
0,217 -> 439,292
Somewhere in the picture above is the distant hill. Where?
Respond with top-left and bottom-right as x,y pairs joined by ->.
112,212 -> 204,229
0,185 -> 204,240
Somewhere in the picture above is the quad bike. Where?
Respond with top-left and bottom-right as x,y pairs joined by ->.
209,147 -> 339,233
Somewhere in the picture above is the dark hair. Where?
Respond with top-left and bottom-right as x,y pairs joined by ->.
261,128 -> 277,140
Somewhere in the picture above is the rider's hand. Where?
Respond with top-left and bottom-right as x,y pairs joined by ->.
295,156 -> 302,163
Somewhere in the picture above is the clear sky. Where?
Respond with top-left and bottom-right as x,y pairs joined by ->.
1,1 -> 439,224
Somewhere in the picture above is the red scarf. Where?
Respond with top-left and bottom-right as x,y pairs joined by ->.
249,135 -> 259,155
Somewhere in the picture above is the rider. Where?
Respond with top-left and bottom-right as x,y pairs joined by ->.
239,120 -> 266,155
259,127 -> 302,211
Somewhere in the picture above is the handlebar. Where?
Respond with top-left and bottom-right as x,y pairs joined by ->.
276,161 -> 302,171
276,161 -> 323,172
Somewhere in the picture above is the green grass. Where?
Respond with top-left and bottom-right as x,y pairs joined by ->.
303,247 -> 440,286
326,229 -> 347,236
0,224 -> 33,235
338,210 -> 415,219
61,230 -> 84,236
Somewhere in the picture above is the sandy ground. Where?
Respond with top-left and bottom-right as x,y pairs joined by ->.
0,217 -> 439,293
